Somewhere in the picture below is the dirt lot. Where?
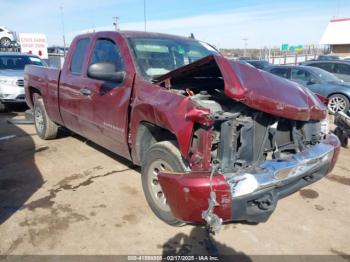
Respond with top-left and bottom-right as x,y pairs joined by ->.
0,108 -> 349,257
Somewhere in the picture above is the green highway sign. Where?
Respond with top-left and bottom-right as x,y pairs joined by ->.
281,44 -> 304,52
281,43 -> 289,51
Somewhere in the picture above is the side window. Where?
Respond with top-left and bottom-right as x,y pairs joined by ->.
90,38 -> 124,71
291,69 -> 311,85
336,63 -> 350,74
70,38 -> 90,75
270,68 -> 289,79
312,63 -> 334,72
0,28 -> 3,32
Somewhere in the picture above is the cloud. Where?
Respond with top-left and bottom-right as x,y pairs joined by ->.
81,6 -> 338,48
2,1 -> 350,48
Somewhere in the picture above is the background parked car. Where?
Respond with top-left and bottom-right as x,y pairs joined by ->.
302,60 -> 350,82
242,59 -> 272,70
267,65 -> 350,113
0,52 -> 46,111
0,26 -> 16,47
47,46 -> 68,55
317,55 -> 340,61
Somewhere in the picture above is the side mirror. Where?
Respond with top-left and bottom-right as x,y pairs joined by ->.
87,62 -> 126,83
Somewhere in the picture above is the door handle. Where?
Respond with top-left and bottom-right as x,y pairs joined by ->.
80,88 -> 92,96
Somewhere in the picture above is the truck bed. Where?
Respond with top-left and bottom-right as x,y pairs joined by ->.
24,65 -> 62,124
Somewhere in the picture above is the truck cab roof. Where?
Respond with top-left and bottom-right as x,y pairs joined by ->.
78,30 -> 199,41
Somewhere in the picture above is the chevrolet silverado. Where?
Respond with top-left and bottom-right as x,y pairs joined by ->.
24,31 -> 340,233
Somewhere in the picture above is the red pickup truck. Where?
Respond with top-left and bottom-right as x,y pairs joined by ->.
25,31 -> 340,232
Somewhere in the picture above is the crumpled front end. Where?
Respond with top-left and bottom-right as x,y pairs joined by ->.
153,54 -> 339,232
156,55 -> 327,122
158,134 -> 340,229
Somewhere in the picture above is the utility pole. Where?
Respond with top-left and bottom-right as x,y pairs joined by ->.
144,0 -> 147,32
113,16 -> 120,31
59,4 -> 66,57
242,38 -> 248,57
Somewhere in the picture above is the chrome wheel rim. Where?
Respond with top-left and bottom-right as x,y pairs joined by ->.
328,96 -> 347,113
34,107 -> 44,133
147,159 -> 173,212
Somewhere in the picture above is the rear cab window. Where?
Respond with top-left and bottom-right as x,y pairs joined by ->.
70,38 -> 90,75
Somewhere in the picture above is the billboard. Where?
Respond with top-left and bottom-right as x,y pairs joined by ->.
19,33 -> 48,59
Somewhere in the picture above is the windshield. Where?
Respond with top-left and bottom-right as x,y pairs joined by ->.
310,67 -> 341,83
128,37 -> 218,79
0,55 -> 44,70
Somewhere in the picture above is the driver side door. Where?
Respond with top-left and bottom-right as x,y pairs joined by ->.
79,35 -> 133,159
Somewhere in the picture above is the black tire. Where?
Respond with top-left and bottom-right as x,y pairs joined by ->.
33,97 -> 58,139
334,127 -> 348,148
0,101 -> 6,112
141,141 -> 188,226
328,94 -> 350,114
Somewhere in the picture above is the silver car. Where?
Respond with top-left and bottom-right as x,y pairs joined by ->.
0,52 -> 45,111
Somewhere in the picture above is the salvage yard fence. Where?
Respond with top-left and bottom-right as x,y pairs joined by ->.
267,54 -> 317,65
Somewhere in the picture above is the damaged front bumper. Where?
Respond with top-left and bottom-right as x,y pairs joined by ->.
158,134 -> 340,226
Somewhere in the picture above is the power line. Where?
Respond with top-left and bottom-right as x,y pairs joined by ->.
59,4 -> 66,57
144,0 -> 147,32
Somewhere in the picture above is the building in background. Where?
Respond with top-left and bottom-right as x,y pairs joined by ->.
320,18 -> 350,57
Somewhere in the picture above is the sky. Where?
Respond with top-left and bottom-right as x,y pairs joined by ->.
1,0 -> 350,49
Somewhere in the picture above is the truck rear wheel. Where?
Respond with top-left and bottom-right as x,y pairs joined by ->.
33,97 -> 58,140
141,141 -> 188,226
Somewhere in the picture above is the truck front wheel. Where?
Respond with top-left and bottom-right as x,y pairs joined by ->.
33,97 -> 58,140
141,141 -> 188,226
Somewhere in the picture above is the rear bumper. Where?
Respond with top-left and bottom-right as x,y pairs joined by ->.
158,134 -> 340,224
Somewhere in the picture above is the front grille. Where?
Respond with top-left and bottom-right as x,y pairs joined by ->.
16,79 -> 24,87
16,95 -> 25,100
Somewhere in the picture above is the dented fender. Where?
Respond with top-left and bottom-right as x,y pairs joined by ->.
130,78 -> 205,164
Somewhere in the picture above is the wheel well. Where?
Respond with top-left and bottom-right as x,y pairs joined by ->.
28,87 -> 41,107
136,122 -> 177,164
327,92 -> 349,101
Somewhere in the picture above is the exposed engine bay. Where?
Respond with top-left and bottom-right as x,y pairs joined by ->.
167,78 -> 328,173
155,56 -> 335,234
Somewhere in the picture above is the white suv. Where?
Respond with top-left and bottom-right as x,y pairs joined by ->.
0,26 -> 15,47
0,53 -> 45,111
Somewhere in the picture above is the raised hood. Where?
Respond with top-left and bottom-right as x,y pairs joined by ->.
156,55 -> 326,121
